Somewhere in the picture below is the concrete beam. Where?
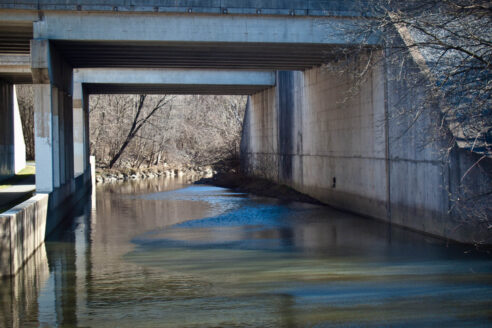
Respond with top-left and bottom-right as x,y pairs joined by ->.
0,54 -> 30,67
74,68 -> 275,85
34,12 -> 378,45
0,54 -> 31,83
74,68 -> 276,95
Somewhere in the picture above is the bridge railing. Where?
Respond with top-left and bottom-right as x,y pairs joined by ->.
0,0 -> 372,17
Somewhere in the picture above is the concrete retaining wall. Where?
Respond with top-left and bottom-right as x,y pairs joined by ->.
0,168 -> 92,277
241,56 -> 491,244
0,194 -> 48,277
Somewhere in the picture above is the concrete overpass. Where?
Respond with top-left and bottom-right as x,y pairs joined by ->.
0,0 -> 490,276
71,67 -> 275,177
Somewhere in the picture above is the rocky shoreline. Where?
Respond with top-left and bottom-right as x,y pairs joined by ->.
95,163 -> 214,184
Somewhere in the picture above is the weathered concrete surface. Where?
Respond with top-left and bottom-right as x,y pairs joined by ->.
242,64 -> 388,219
31,39 -> 74,193
22,11 -> 378,71
72,81 -> 87,177
29,39 -> 93,242
0,193 -> 48,277
74,68 -> 275,95
0,54 -> 31,83
75,68 -> 275,85
241,58 -> 492,244
34,12 -> 376,45
0,6 -> 379,70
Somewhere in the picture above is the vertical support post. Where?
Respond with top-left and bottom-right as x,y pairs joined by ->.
31,39 -> 73,193
13,86 -> 26,173
58,89 -> 66,186
32,83 -> 54,192
84,89 -> 90,173
65,91 -> 74,182
73,82 -> 86,177
52,86 -> 60,189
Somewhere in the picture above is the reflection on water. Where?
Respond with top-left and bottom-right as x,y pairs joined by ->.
0,177 -> 491,327
0,242 -> 49,328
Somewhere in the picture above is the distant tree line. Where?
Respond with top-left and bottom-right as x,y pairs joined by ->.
89,94 -> 246,168
15,86 -> 246,168
16,85 -> 34,160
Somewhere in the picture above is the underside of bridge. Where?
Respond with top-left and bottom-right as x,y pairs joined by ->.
0,3 -> 490,250
54,41 -> 348,70
83,83 -> 265,95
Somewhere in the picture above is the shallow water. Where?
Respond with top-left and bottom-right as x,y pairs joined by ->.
1,177 -> 491,327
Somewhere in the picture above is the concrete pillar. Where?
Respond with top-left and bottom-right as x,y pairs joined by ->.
31,39 -> 73,193
73,82 -> 88,177
13,86 -> 26,173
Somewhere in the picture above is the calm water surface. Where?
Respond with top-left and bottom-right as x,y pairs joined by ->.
1,177 -> 491,327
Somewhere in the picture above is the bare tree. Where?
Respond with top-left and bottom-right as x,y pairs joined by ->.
89,94 -> 246,169
340,0 -> 491,153
319,0 -> 491,240
108,95 -> 172,168
15,85 -> 35,160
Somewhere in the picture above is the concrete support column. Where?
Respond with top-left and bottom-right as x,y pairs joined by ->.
31,39 -> 73,193
13,86 -> 26,173
73,82 -> 89,177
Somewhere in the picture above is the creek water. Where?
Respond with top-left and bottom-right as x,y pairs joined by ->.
1,177 -> 491,327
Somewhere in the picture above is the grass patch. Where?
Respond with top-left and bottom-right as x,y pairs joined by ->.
0,165 -> 35,190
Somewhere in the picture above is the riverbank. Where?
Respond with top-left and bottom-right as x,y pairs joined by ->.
96,161 -> 321,205
95,164 -> 213,184
195,170 -> 322,205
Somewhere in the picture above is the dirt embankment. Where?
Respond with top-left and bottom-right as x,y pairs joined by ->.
195,166 -> 322,205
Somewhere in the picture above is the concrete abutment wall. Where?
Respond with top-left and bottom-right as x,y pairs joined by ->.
241,55 -> 491,244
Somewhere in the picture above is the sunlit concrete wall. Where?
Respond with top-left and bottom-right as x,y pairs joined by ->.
385,47 -> 492,243
241,54 -> 492,244
13,86 -> 26,173
0,194 -> 48,277
242,60 -> 387,220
